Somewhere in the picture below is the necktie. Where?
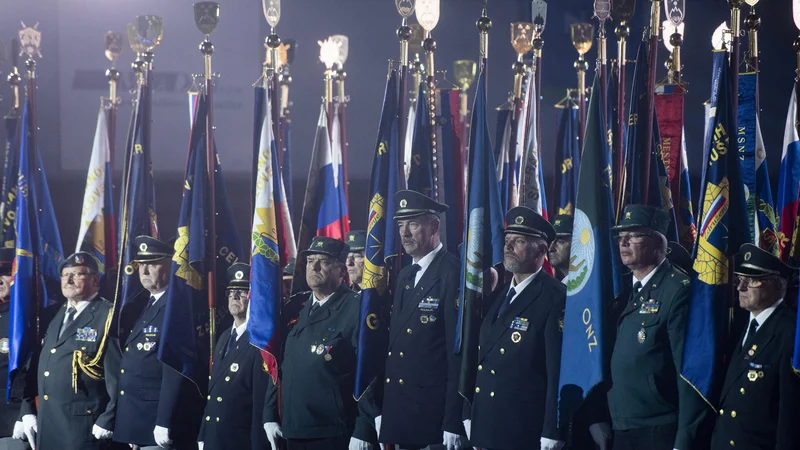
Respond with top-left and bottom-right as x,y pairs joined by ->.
143,296 -> 156,315
629,281 -> 643,305
408,264 -> 422,287
496,287 -> 516,321
223,328 -> 238,358
742,318 -> 759,351
309,301 -> 321,316
59,306 -> 77,339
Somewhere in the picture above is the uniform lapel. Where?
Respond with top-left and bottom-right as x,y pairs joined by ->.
211,328 -> 234,389
480,275 -> 542,360
293,286 -> 348,333
720,304 -> 783,400
618,264 -> 670,324
126,294 -> 166,345
55,301 -> 97,347
390,252 -> 445,342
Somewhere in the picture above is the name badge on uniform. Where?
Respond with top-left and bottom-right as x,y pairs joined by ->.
510,317 -> 529,332
418,297 -> 440,311
144,325 -> 159,337
638,299 -> 660,314
75,327 -> 98,342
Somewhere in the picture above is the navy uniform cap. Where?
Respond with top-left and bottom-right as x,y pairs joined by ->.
393,190 -> 448,220
505,206 -> 556,243
552,215 -> 574,238
612,204 -> 670,236
345,230 -> 367,252
227,263 -> 251,289
133,235 -> 174,263
59,251 -> 99,274
301,236 -> 350,263
0,247 -> 14,275
734,243 -> 795,279
666,242 -> 692,275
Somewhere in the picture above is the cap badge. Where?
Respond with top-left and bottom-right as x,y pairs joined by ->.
400,199 -> 408,208
74,255 -> 84,264
744,252 -> 752,261
140,243 -> 148,252
555,220 -> 561,226
235,270 -> 244,280
316,241 -> 324,248
625,212 -> 631,219
515,216 -> 524,225
349,235 -> 354,241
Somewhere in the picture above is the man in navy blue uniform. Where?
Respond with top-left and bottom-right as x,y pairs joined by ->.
198,262 -> 269,450
109,236 -> 202,449
710,244 -> 800,449
463,206 -> 566,450
374,190 -> 465,450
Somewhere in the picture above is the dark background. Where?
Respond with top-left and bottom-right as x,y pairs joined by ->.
1,0 -> 797,253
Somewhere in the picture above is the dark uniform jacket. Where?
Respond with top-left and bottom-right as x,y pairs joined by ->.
110,289 -> 202,448
380,249 -> 463,447
199,327 -> 269,450
0,303 -> 23,437
468,271 -> 566,450
711,302 -> 800,450
264,285 -> 376,442
607,261 -> 708,450
20,298 -> 117,450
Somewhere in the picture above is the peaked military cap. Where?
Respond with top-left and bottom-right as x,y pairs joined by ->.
346,230 -> 367,252
227,262 -> 251,289
612,204 -> 670,236
505,206 -> 556,243
552,215 -> 574,238
0,247 -> 14,275
666,241 -> 692,275
734,243 -> 795,278
58,251 -> 99,274
393,190 -> 448,220
133,235 -> 174,263
301,236 -> 350,263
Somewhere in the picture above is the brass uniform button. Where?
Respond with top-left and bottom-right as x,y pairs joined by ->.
731,411 -> 736,418
225,376 -> 230,382
207,395 -> 211,400
490,392 -> 495,397
87,409 -> 92,414
478,365 -> 483,371
50,349 -> 56,354
399,379 -> 404,385
386,378 -> 390,383
491,370 -> 496,375
500,348 -> 505,354
206,416 -> 210,422
407,329 -> 412,334
719,409 -> 724,415
729,440 -> 735,446
216,417 -> 220,422
475,387 -> 480,393
120,369 -> 125,374
43,395 -> 48,401
399,352 -> 404,357
43,371 -> 49,377
388,352 -> 392,356
740,388 -> 745,394
217,397 -> 222,402
120,391 -> 125,396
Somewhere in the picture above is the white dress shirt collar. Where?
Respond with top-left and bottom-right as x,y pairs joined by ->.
632,258 -> 667,290
508,267 -> 542,304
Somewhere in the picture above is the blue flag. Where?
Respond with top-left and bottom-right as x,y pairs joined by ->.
355,70 -> 401,399
558,74 -> 622,420
115,86 -> 158,328
158,92 -> 243,389
682,50 -> 749,404
553,106 -> 580,216
456,69 -> 506,403
407,83 -> 435,198
9,99 -> 64,394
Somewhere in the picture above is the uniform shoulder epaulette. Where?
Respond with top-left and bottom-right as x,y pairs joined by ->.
667,266 -> 691,286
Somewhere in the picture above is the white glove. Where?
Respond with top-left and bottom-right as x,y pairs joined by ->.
263,422 -> 282,449
153,426 -> 172,448
12,421 -> 24,440
374,415 -> 382,440
21,414 -> 36,449
539,437 -> 565,450
92,424 -> 113,440
589,422 -> 612,450
198,442 -> 204,450
462,419 -> 471,441
442,430 -> 464,450
349,436 -> 372,450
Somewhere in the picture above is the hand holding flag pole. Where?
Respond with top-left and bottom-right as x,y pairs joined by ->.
194,1 -> 220,361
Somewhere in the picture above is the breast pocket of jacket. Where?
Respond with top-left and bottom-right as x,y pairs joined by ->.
417,297 -> 443,326
312,329 -> 350,369
73,327 -> 101,354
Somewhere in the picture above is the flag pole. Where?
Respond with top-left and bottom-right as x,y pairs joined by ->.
571,23 -> 592,152
396,5 -> 413,190
104,32 -> 122,297
729,0 -> 743,129
196,2 -> 220,363
641,0 -> 661,197
745,7 -> 760,112
595,2 -> 610,122
1,39 -> 21,230
510,23 -> 531,208
477,3 -> 491,88
24,44 -> 42,341
614,22 -> 629,218
419,0 -> 441,201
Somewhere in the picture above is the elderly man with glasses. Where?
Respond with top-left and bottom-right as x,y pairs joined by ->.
604,205 -> 708,450
710,243 -> 800,450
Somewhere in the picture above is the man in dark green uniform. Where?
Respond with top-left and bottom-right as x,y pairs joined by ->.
263,237 -> 377,450
18,252 -> 118,450
548,215 -> 573,283
345,231 -> 366,293
607,205 -> 708,450
710,243 -> 800,449
666,242 -> 692,276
